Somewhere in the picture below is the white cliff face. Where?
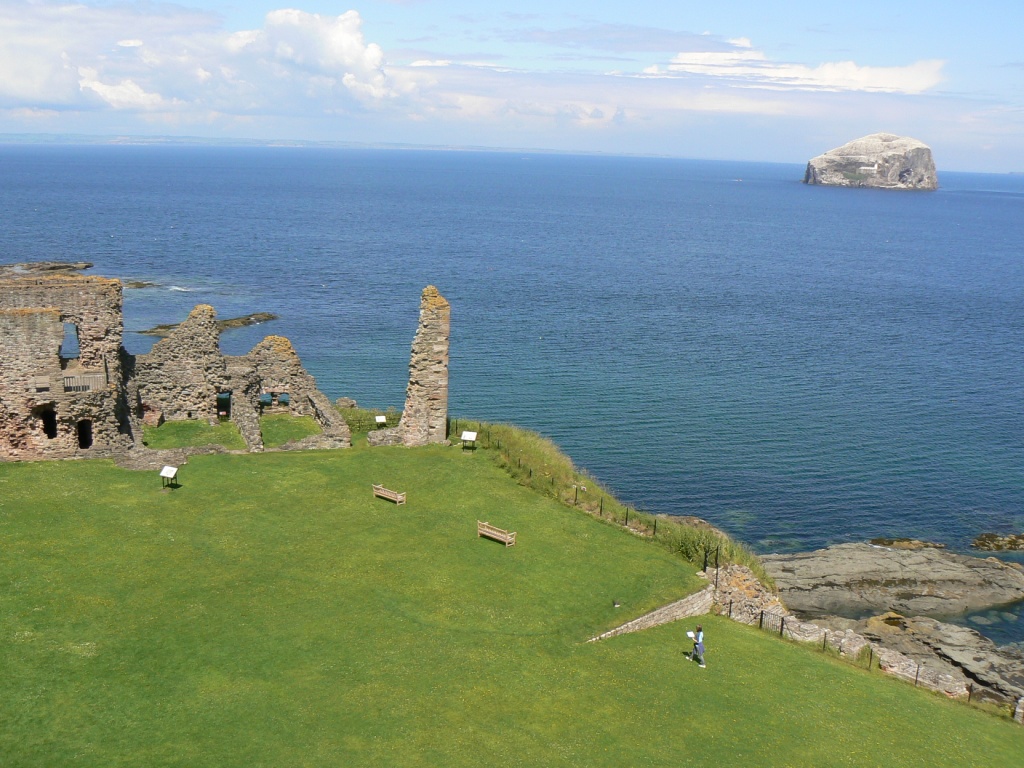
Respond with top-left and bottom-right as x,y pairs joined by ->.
804,133 -> 938,190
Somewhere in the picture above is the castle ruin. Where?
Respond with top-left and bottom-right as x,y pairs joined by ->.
1,265 -> 450,463
368,285 -> 451,448
0,266 -> 355,461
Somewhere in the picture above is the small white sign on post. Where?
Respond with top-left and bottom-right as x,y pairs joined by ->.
461,431 -> 477,442
160,465 -> 178,488
375,415 -> 388,424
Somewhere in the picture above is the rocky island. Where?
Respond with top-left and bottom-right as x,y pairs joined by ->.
803,133 -> 938,190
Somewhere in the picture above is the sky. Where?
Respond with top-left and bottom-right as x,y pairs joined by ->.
1,1 -> 1022,171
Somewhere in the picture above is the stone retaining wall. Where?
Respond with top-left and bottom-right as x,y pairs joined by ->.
588,585 -> 714,642
591,563 -> 1022,718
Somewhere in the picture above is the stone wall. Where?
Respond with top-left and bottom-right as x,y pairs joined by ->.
0,275 -> 134,460
589,563 -> 1024,714
133,305 -> 230,423
133,312 -> 351,452
588,585 -> 714,642
401,286 -> 451,445
0,274 -> 124,370
2,269 -> 354,460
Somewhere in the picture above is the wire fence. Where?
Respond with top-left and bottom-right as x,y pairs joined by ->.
749,606 -> 1022,720
445,416 -> 767,580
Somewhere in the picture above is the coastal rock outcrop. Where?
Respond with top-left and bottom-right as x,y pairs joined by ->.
803,133 -> 938,190
761,543 -> 1024,618
842,613 -> 1024,703
974,533 -> 1024,552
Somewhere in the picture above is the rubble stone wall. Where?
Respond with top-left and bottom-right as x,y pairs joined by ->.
2,268 -> 362,460
588,586 -> 714,642
239,335 -> 350,447
0,276 -> 132,460
397,286 -> 450,447
133,304 -> 229,422
0,274 -> 123,370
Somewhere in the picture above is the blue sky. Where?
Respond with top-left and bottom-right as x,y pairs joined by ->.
1,1 -> 1022,170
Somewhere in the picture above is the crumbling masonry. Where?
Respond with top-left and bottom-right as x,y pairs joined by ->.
0,269 -> 350,460
368,285 -> 450,448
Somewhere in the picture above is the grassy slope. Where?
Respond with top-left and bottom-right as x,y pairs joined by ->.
1,448 -> 1021,767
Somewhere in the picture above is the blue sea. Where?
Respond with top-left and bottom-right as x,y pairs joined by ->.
3,145 -> 1024,642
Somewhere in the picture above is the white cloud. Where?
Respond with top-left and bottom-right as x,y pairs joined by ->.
0,2 -> 406,116
78,66 -> 174,110
649,39 -> 945,94
0,2 -> 990,164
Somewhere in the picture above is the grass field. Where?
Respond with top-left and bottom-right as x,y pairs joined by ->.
2,446 -> 1022,766
142,419 -> 247,451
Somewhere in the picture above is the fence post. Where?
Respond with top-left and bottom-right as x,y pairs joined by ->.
759,610 -> 764,630
625,508 -> 629,526
653,518 -> 657,537
574,486 -> 578,505
715,565 -> 720,590
822,630 -> 828,652
780,617 -> 785,637
529,468 -> 532,478
968,683 -> 974,703
914,664 -> 921,687
867,647 -> 873,670
728,600 -> 733,618
703,548 -> 709,572
600,497 -> 604,516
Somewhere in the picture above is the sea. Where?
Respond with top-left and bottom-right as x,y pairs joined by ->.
2,144 -> 1023,643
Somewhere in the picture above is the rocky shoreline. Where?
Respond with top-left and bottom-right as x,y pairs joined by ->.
762,542 -> 1024,706
761,542 -> 1024,619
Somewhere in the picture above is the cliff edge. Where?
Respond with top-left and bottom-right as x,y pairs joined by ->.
804,133 -> 938,190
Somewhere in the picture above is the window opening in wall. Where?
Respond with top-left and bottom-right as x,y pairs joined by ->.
59,323 -> 81,361
40,408 -> 58,439
217,392 -> 232,420
76,420 -> 93,449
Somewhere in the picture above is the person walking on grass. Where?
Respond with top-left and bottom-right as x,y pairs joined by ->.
685,624 -> 706,668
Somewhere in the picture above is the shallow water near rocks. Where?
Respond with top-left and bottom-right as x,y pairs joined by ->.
3,145 -> 1024,640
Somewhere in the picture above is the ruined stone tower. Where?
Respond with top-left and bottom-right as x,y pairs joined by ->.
0,273 -> 135,460
367,285 -> 450,448
398,286 -> 450,446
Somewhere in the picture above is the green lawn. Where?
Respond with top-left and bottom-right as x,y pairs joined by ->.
259,413 -> 322,448
142,419 -> 247,451
1,448 -> 1021,766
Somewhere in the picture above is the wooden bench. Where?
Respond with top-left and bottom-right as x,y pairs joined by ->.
372,484 -> 406,505
477,520 -> 516,547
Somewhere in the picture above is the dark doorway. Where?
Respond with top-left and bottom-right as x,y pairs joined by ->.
40,408 -> 58,439
216,392 -> 232,419
76,420 -> 93,449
